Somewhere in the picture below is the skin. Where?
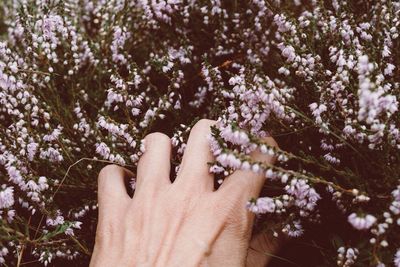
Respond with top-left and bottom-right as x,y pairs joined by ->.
90,119 -> 281,267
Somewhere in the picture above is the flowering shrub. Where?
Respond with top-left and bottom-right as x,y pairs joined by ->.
0,0 -> 399,266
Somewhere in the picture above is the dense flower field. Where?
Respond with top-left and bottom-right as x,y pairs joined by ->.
0,0 -> 399,266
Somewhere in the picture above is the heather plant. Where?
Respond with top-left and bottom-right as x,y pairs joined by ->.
0,0 -> 399,266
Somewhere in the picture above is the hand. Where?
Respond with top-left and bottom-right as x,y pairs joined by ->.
89,119 -> 279,267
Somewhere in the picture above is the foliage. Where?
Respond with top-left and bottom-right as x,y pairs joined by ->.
0,0 -> 399,266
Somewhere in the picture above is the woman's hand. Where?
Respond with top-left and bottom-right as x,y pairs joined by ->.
89,119 -> 279,267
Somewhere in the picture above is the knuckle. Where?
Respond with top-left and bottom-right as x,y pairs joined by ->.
211,198 -> 250,236
212,203 -> 233,220
210,194 -> 237,217
226,207 -> 253,236
228,216 -> 251,236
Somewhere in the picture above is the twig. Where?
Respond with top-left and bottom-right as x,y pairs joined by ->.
33,158 -> 133,242
70,235 -> 91,256
16,244 -> 25,267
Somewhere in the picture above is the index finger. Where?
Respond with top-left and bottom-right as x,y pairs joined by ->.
97,165 -> 134,216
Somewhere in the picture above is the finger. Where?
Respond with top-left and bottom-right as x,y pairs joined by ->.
97,164 -> 133,215
217,136 -> 278,200
174,119 -> 216,192
136,132 -> 172,190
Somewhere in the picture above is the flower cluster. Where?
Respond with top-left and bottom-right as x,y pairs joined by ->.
0,0 -> 399,266
337,247 -> 359,267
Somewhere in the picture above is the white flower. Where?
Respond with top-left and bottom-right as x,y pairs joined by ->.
255,197 -> 275,213
281,45 -> 296,62
394,249 -> 400,267
384,63 -> 395,76
283,220 -> 304,237
348,213 -> 377,230
285,179 -> 320,211
0,186 -> 14,209
95,142 -> 111,159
